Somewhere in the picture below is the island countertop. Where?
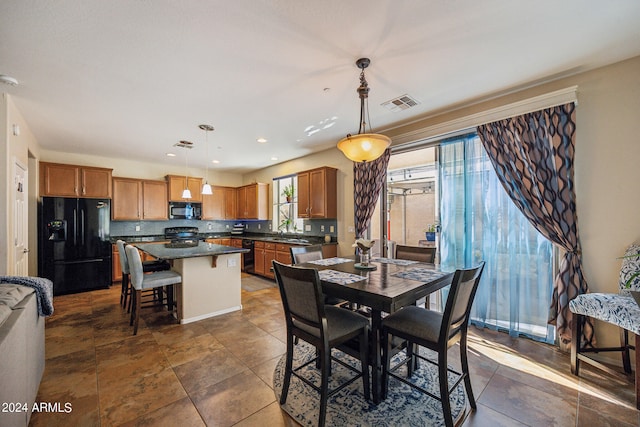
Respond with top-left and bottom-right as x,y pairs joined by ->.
135,241 -> 249,260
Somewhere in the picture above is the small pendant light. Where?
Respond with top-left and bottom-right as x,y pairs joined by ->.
180,140 -> 192,199
199,124 -> 214,195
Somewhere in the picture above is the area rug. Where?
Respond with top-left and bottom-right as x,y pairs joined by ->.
241,275 -> 276,292
273,342 -> 466,426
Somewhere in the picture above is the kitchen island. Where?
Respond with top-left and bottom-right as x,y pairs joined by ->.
135,241 -> 248,324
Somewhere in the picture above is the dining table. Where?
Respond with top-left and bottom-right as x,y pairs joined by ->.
297,255 -> 454,404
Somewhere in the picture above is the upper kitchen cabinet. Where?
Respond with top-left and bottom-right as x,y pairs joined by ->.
112,178 -> 167,220
202,186 -> 237,220
166,175 -> 203,202
297,167 -> 337,218
237,183 -> 269,220
40,162 -> 113,198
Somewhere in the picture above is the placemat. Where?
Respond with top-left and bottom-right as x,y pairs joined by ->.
371,257 -> 419,266
318,269 -> 366,285
391,267 -> 449,282
307,257 -> 353,266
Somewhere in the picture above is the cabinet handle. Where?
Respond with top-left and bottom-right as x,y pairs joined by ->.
82,186 -> 86,195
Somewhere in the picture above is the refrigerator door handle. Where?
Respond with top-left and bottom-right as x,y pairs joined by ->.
80,208 -> 85,246
73,208 -> 78,246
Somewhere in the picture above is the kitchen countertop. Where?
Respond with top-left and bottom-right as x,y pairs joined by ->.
112,234 -> 336,246
135,241 -> 248,260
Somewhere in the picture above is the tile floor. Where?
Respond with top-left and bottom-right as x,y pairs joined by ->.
30,277 -> 639,426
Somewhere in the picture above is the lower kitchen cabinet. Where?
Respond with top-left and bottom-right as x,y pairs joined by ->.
254,241 -> 276,279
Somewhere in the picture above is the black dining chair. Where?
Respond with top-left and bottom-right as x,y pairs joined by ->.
290,244 -> 324,264
381,262 -> 485,427
272,260 -> 370,427
290,245 -> 348,308
395,244 -> 436,263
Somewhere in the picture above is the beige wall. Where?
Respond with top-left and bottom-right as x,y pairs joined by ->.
1,94 -> 42,275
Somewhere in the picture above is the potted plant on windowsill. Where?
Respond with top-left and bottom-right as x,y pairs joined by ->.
282,184 -> 295,203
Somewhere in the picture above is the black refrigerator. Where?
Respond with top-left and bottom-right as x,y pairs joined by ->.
39,197 -> 112,295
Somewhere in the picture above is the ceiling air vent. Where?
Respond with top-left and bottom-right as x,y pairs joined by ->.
174,140 -> 194,149
381,94 -> 420,112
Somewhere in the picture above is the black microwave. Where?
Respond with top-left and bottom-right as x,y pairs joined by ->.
168,202 -> 202,220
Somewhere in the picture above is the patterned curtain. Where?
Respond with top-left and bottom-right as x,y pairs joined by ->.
353,149 -> 391,238
476,103 -> 594,349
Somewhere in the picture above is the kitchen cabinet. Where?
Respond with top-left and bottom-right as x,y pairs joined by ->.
40,162 -> 113,198
142,180 -> 168,220
275,243 -> 293,265
205,238 -> 232,246
322,244 -> 338,258
254,240 -> 276,278
112,178 -> 167,220
231,238 -> 245,271
237,183 -> 269,220
297,167 -> 337,219
202,186 -> 236,220
112,245 -> 122,283
166,175 -> 203,202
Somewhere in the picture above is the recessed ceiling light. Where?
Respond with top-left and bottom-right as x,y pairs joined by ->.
166,153 -> 176,157
271,156 -> 278,161
257,138 -> 267,143
212,160 -> 220,164
0,75 -> 18,86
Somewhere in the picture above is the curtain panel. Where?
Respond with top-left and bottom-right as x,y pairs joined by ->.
476,103 -> 594,348
353,149 -> 391,238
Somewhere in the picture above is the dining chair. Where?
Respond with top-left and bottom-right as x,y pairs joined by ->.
381,262 -> 485,427
125,245 -> 182,335
290,245 -> 347,308
290,244 -> 324,264
116,240 -> 171,311
272,260 -> 370,427
569,243 -> 640,409
395,244 -> 436,263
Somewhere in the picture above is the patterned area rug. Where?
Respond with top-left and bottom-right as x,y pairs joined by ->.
273,342 -> 466,426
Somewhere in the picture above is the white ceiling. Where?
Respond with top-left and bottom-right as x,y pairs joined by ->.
2,0 -> 640,173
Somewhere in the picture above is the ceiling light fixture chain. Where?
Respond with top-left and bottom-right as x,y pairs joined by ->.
337,57 -> 390,163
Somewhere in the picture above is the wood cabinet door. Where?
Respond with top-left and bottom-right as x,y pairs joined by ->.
231,238 -> 243,248
112,245 -> 122,283
187,177 -> 203,202
224,187 -> 237,219
309,167 -> 337,218
245,184 -> 259,218
112,178 -> 142,220
236,186 -> 247,219
275,244 -> 292,265
81,167 -> 112,198
168,175 -> 202,202
202,185 -> 224,219
297,171 -> 310,218
255,247 -> 265,275
142,180 -> 168,220
321,244 -> 338,258
40,162 -> 79,197
264,247 -> 276,279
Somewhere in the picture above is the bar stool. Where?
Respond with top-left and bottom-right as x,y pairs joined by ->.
125,245 -> 182,335
116,240 -> 171,311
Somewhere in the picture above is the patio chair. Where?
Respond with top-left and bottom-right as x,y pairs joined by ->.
569,243 -> 640,409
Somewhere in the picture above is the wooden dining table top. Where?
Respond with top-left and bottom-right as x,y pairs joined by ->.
298,256 -> 454,314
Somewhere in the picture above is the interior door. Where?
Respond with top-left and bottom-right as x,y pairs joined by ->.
13,160 -> 28,275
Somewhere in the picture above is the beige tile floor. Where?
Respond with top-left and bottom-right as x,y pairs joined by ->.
30,278 -> 639,426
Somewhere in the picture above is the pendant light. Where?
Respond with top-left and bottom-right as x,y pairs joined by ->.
181,140 -> 192,199
337,58 -> 391,162
199,124 -> 214,195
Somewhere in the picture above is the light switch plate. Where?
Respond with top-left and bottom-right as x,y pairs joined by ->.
135,225 -> 141,231
320,225 -> 325,232
348,226 -> 355,233
305,225 -> 311,231
330,226 -> 334,233
227,258 -> 237,267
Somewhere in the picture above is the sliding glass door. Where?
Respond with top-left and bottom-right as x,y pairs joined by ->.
371,132 -> 555,343
440,133 -> 555,343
